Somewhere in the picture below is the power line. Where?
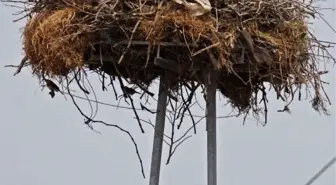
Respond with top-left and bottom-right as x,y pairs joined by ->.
304,156 -> 336,185
64,92 -> 239,119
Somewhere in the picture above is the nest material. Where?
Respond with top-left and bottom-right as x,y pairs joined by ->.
8,0 -> 333,113
23,8 -> 92,76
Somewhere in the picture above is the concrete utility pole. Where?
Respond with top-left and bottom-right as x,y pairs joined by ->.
149,76 -> 168,185
206,71 -> 218,185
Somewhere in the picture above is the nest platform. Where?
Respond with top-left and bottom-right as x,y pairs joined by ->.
4,0 -> 334,114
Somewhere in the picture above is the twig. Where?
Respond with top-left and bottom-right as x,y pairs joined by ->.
165,100 -> 178,165
109,76 -> 119,100
75,70 -> 90,94
137,118 -> 171,142
129,95 -> 145,133
140,102 -> 156,114
174,116 -> 205,145
136,83 -> 155,97
94,119 -> 146,178
4,56 -> 28,76
171,135 -> 192,158
117,20 -> 141,64
65,77 -> 145,178
192,42 -> 220,57
177,84 -> 199,133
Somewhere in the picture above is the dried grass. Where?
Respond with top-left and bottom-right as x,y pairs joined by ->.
23,7 -> 91,76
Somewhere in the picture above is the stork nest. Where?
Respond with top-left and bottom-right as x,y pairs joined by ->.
3,0 -> 334,116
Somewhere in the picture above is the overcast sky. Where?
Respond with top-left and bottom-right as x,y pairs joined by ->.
0,1 -> 335,185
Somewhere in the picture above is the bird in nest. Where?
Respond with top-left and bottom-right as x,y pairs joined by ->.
172,0 -> 212,17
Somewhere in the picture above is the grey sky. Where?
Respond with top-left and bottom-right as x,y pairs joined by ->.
0,1 -> 335,185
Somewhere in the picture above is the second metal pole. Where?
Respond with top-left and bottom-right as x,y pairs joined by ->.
206,71 -> 217,185
149,76 -> 168,185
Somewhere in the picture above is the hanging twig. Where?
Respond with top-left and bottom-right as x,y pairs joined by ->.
64,77 -> 145,178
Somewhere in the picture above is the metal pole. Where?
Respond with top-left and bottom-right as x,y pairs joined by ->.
149,76 -> 168,185
206,71 -> 217,185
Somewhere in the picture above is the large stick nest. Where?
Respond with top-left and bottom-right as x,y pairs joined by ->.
4,0 -> 334,115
